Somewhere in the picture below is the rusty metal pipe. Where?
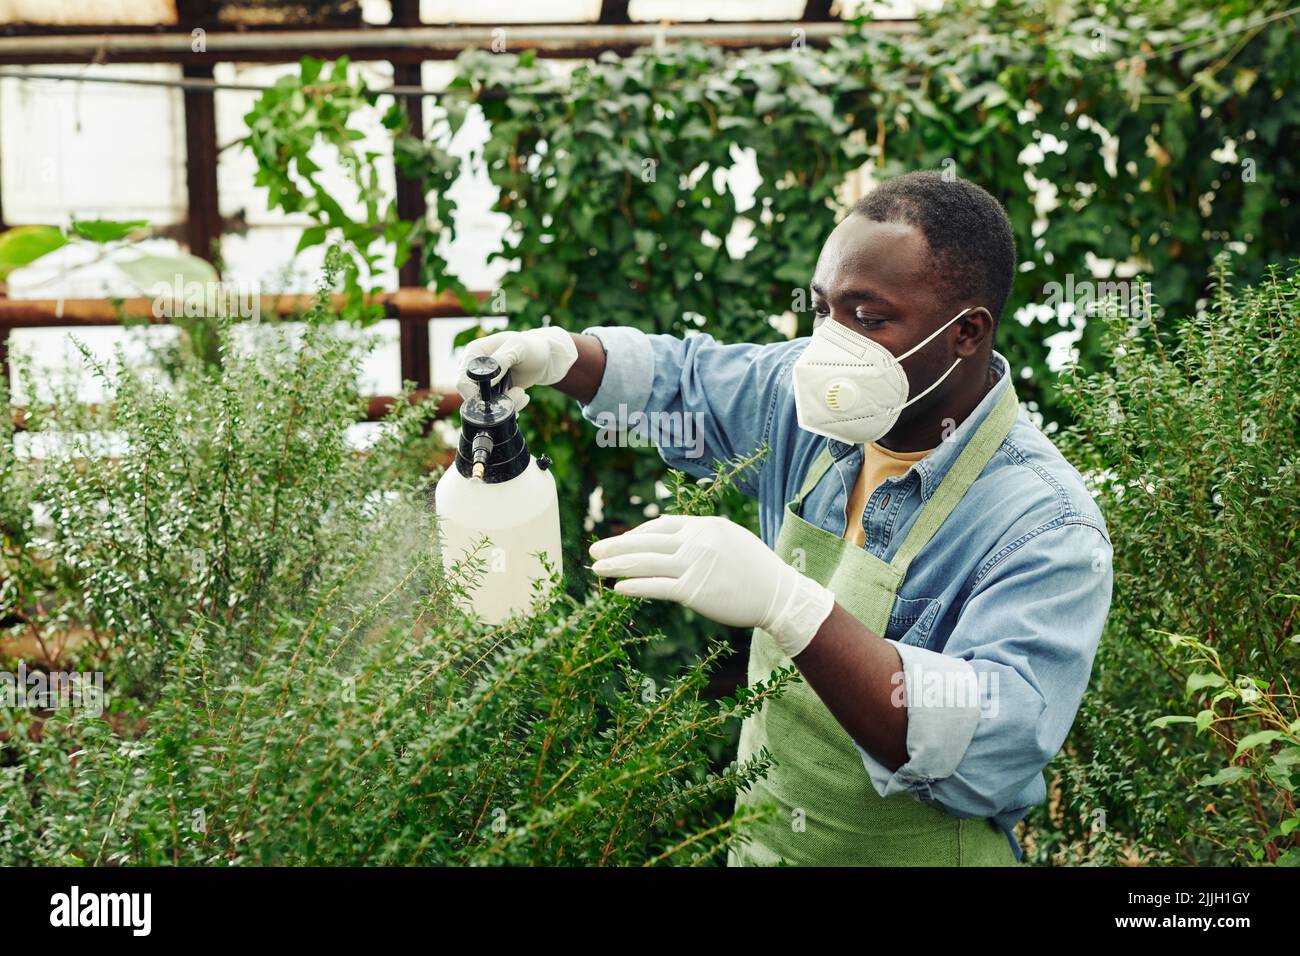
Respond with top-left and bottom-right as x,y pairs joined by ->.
0,21 -> 909,56
0,288 -> 490,327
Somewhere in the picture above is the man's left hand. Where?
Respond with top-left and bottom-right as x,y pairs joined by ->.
588,514 -> 835,658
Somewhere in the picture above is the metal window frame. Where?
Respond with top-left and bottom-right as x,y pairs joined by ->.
0,3 -> 915,394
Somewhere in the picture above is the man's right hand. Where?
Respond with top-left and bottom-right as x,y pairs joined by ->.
455,326 -> 579,411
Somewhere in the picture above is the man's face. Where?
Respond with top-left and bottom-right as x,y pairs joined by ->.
809,215 -> 964,437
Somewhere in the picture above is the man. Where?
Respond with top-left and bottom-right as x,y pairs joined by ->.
456,171 -> 1113,866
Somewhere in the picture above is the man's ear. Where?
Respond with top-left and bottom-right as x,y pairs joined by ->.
954,306 -> 995,358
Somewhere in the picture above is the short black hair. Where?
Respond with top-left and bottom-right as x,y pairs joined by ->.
850,171 -> 1016,328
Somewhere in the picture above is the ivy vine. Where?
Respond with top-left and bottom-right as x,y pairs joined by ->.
241,0 -> 1300,659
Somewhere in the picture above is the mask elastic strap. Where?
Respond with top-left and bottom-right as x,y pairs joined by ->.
896,307 -> 972,363
901,356 -> 962,409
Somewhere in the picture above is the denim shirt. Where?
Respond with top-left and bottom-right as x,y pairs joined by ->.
578,325 -> 1113,862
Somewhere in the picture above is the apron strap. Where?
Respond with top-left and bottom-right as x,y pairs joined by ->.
890,384 -> 1020,576
792,444 -> 837,508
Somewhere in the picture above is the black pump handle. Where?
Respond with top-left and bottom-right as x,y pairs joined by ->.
465,356 -> 513,403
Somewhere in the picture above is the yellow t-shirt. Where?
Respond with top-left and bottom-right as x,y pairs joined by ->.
843,442 -> 934,549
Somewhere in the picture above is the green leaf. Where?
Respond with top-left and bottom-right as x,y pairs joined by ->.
1197,766 -> 1249,786
300,56 -> 324,86
1234,730 -> 1283,757
116,253 -> 220,293
954,80 -> 1010,112
71,219 -> 149,244
1149,714 -> 1197,729
1276,747 -> 1300,766
1195,709 -> 1215,734
1186,672 -> 1226,696
1264,760 -> 1295,789
0,225 -> 67,278
453,324 -> 484,349
296,226 -> 329,254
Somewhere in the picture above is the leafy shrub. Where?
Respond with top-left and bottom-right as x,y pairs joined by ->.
240,1 -> 1300,669
0,266 -> 791,865
1028,259 -> 1300,866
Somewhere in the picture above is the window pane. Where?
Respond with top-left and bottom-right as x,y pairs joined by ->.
0,65 -> 186,225
629,0 -> 806,21
0,0 -> 177,26
215,61 -> 398,294
420,0 -> 601,23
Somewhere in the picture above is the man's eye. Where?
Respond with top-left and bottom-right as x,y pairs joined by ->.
813,304 -> 830,316
855,316 -> 884,329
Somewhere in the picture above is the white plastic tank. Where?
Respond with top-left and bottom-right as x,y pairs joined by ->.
434,356 -> 563,624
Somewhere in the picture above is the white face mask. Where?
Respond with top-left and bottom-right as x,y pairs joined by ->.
792,307 -> 971,444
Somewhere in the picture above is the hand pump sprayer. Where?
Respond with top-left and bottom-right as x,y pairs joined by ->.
433,356 -> 564,623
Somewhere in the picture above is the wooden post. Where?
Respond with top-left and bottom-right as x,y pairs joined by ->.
392,0 -> 431,392
801,0 -> 837,20
181,62 -> 222,265
598,1 -> 632,24
179,2 -> 221,266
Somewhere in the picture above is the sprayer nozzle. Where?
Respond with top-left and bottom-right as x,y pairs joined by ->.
469,433 -> 494,481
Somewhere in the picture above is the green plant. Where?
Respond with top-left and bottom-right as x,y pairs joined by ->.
0,220 -> 149,281
1154,626 -> 1300,865
221,7 -> 1300,865
241,56 -> 472,323
0,218 -> 241,367
0,259 -> 792,865
1034,258 -> 1300,865
241,2 -> 1300,671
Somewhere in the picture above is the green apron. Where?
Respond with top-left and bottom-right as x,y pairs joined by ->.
728,384 -> 1020,867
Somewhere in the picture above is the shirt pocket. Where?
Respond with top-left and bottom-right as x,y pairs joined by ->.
887,595 -> 942,648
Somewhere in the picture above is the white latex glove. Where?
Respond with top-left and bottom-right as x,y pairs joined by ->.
455,326 -> 579,411
589,515 -> 836,658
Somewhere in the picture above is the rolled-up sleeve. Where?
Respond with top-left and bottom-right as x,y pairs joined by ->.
579,325 -> 656,424
856,518 -> 1113,817
579,325 -> 796,494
